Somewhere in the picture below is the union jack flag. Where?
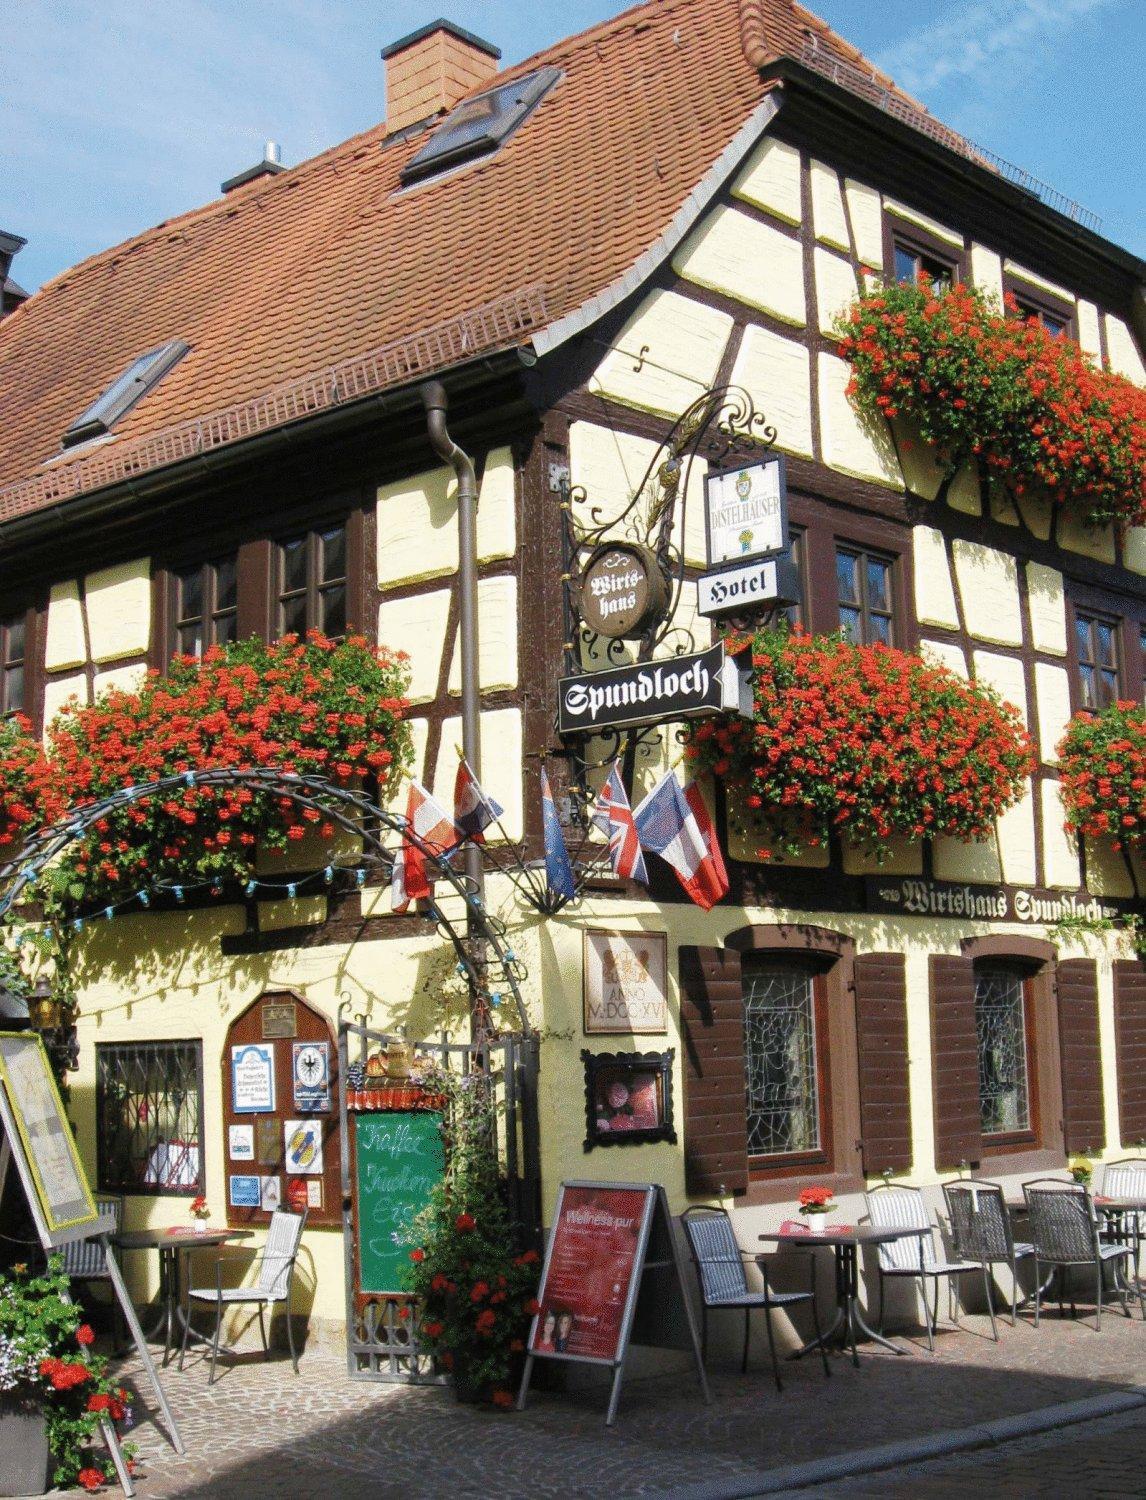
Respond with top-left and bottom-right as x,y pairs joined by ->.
592,765 -> 648,884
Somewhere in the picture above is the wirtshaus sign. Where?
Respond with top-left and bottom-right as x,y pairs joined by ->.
557,643 -> 751,735
865,876 -> 1138,925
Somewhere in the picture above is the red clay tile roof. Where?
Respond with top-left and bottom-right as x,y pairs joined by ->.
0,0 -> 929,524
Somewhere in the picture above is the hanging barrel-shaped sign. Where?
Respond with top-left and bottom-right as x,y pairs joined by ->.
578,543 -> 668,640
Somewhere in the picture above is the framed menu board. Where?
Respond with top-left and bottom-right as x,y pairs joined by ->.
0,1032 -> 97,1240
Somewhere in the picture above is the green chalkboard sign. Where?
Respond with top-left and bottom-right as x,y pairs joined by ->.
353,1111 -> 444,1294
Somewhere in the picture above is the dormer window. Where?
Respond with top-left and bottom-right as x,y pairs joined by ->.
62,340 -> 189,448
399,67 -> 560,185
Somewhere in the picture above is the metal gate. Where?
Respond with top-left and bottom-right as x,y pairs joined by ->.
338,1017 -> 540,1382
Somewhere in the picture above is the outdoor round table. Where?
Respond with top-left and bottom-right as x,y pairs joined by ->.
114,1226 -> 254,1366
759,1224 -> 929,1367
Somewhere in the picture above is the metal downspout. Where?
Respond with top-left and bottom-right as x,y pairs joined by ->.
420,381 -> 488,1035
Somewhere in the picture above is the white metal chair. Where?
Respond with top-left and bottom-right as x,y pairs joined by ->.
681,1206 -> 830,1390
1022,1179 -> 1142,1331
61,1195 -> 124,1349
1100,1159 -> 1146,1276
180,1209 -> 307,1383
865,1184 -> 983,1348
943,1179 -> 1036,1333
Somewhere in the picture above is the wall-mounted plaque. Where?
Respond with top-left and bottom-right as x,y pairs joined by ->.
581,1050 -> 676,1150
231,1043 -> 275,1113
583,930 -> 667,1035
292,1042 -> 331,1113
579,543 -> 668,640
704,456 -> 788,567
255,1117 -> 280,1165
228,1124 -> 254,1161
229,1174 -> 260,1208
262,1000 -> 297,1039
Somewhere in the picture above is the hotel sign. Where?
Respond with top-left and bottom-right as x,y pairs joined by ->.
704,456 -> 788,568
697,554 -> 801,618
557,643 -> 751,735
865,876 -> 1135,925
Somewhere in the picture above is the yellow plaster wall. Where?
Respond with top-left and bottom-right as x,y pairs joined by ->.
673,205 -> 806,326
1033,662 -> 1071,763
42,672 -> 87,729
1076,300 -> 1102,360
447,575 -> 519,695
589,289 -> 733,419
1003,260 -> 1074,305
378,590 -> 451,703
433,708 -> 523,839
816,352 -> 902,487
953,541 -> 1022,646
1041,780 -> 1081,888
809,160 -> 849,251
377,466 -> 459,586
45,582 -> 87,671
970,244 -> 1004,304
567,421 -> 708,567
971,649 -> 1028,724
1124,529 -> 1146,576
911,527 -> 959,629
731,137 -> 802,224
920,639 -> 968,677
813,247 -> 858,337
477,446 -> 517,561
1103,316 -> 1146,383
84,560 -> 151,663
94,662 -> 148,697
1025,563 -> 1067,654
883,199 -> 963,249
1057,509 -> 1116,564
729,326 -> 813,458
995,783 -> 1037,885
844,180 -> 882,269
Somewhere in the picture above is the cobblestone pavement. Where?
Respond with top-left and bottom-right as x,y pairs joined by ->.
65,1309 -> 1146,1498
782,1406 -> 1146,1497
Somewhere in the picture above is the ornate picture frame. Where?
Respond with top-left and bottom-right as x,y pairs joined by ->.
581,1049 -> 676,1151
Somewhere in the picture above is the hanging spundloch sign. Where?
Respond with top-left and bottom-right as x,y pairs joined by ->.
557,642 -> 751,735
704,456 -> 788,568
517,1181 -> 709,1426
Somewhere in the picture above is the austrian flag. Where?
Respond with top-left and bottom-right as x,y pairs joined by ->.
632,771 -> 728,910
592,765 -> 647,884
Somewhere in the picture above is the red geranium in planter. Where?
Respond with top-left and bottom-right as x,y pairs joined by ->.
684,629 -> 1034,860
836,277 -> 1146,528
0,715 -> 64,852
38,632 -> 411,908
1058,699 -> 1146,851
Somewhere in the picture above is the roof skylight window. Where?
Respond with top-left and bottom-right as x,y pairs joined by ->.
400,67 -> 561,186
62,339 -> 189,448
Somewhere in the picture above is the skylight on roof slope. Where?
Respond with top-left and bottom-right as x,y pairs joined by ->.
62,339 -> 189,448
400,67 -> 561,185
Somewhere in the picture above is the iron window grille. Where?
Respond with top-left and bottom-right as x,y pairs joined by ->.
96,1040 -> 205,1196
1,613 -> 26,716
836,545 -> 895,646
743,964 -> 823,1159
277,525 -> 347,640
1075,610 -> 1121,710
172,555 -> 238,658
62,340 -> 189,448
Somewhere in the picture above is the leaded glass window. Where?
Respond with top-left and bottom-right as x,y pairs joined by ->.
743,965 -> 821,1157
837,546 -> 894,646
96,1041 -> 204,1195
975,969 -> 1031,1136
1,613 -> 26,716
277,524 -> 347,640
172,555 -> 238,657
1075,610 -> 1120,710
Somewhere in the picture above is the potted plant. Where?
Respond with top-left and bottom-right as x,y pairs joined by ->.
189,1195 -> 211,1233
1058,701 -> 1146,854
403,1071 -> 540,1407
797,1186 -> 836,1232
1069,1153 -> 1093,1186
0,1258 -> 135,1495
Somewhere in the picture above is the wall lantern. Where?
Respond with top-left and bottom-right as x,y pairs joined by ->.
28,976 -> 63,1033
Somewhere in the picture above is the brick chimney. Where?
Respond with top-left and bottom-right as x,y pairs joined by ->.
382,19 -> 501,135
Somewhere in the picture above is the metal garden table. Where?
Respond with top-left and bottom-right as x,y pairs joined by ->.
114,1226 -> 253,1365
759,1224 -> 929,1366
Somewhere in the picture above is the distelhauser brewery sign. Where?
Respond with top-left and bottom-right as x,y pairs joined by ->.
703,456 -> 788,567
557,642 -> 750,735
579,543 -> 667,640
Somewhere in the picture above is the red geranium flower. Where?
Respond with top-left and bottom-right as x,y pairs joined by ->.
455,1212 -> 476,1233
76,1469 -> 105,1493
409,1248 -> 425,1263
76,1324 -> 96,1346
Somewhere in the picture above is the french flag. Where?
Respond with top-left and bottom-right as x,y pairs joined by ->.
391,781 -> 460,912
633,772 -> 728,910
454,758 -> 504,843
592,765 -> 648,884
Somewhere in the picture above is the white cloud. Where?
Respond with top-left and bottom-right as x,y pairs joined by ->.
875,0 -> 1117,95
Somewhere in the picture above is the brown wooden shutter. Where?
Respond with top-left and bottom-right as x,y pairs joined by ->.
854,952 -> 912,1174
930,954 -> 982,1169
1113,960 -> 1146,1146
679,944 -> 747,1197
1057,958 -> 1105,1153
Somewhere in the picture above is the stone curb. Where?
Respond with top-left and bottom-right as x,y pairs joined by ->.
666,1387 -> 1146,1498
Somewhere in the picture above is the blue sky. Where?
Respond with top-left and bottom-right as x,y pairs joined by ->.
4,0 -> 1143,295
